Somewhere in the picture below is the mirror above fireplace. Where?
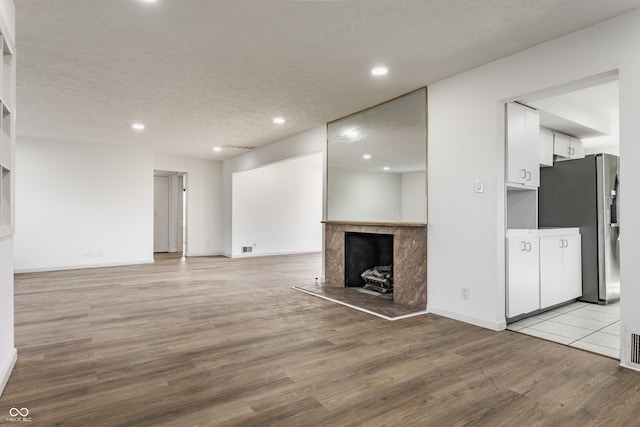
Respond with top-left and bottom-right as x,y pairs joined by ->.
326,88 -> 427,224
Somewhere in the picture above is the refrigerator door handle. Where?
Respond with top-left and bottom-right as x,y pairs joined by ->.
610,173 -> 619,229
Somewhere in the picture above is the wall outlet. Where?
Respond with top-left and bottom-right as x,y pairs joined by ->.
461,287 -> 470,300
84,250 -> 103,258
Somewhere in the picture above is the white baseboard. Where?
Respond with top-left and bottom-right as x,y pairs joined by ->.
427,305 -> 507,331
293,286 -> 428,321
231,249 -> 321,259
620,361 -> 640,372
185,251 -> 223,257
15,259 -> 155,274
0,348 -> 17,397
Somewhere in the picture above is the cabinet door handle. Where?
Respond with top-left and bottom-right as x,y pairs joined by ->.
526,171 -> 532,181
567,146 -> 571,155
564,239 -> 569,247
571,147 -> 575,155
526,242 -> 532,252
521,169 -> 527,179
559,239 -> 564,248
521,241 -> 527,251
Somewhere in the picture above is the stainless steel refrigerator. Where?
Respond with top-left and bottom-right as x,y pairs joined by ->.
538,153 -> 620,304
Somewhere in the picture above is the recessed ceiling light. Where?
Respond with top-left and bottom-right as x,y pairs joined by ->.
140,0 -> 158,3
132,123 -> 145,130
363,154 -> 371,159
383,166 -> 390,171
213,147 -> 222,152
273,117 -> 285,124
342,128 -> 360,141
371,67 -> 388,76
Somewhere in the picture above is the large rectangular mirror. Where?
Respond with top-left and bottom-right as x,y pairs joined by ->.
327,88 -> 427,223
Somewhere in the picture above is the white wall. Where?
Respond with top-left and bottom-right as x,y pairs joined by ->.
154,152 -> 222,256
14,138 -> 154,272
232,153 -> 322,257
427,8 -> 640,371
327,168 -> 401,222
222,125 -> 326,256
0,236 -> 15,396
0,0 -> 15,397
326,169 -> 425,222
401,171 -> 426,222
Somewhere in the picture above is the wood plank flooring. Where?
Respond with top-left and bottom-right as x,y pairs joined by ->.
2,253 -> 640,426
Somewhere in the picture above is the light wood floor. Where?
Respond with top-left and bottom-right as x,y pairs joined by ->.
2,253 -> 640,426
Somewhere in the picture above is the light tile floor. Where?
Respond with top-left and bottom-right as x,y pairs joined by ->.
507,301 -> 620,359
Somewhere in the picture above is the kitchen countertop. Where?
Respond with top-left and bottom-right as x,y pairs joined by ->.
507,227 -> 580,237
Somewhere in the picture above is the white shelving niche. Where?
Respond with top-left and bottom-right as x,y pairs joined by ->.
0,32 -> 15,237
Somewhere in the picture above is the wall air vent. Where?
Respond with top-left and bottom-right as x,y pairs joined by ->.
242,246 -> 253,254
223,144 -> 255,151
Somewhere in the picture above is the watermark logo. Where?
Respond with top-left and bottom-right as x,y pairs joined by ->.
9,409 -> 28,417
6,407 -> 31,423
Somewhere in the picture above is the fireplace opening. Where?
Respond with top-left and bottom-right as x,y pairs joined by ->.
344,232 -> 393,293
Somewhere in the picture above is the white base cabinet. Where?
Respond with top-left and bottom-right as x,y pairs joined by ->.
507,232 -> 540,317
507,228 -> 581,319
540,232 -> 582,308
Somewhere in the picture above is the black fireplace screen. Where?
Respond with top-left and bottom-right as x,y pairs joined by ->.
344,232 -> 393,288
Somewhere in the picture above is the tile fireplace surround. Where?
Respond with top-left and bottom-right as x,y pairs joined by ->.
323,221 -> 427,308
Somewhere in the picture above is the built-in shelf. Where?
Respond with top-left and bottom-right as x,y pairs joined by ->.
0,30 -> 14,238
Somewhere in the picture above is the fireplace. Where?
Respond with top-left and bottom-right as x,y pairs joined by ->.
324,221 -> 427,307
344,232 -> 394,292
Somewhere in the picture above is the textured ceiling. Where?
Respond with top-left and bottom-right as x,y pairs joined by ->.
15,0 -> 640,160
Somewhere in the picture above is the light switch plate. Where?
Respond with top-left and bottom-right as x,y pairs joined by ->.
474,179 -> 484,193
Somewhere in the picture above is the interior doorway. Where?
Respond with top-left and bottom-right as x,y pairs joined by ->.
154,175 -> 170,252
504,72 -> 621,359
154,171 -> 187,255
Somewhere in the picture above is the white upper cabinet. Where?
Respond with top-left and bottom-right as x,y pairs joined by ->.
569,137 -> 584,159
553,132 -> 584,160
539,127 -> 554,167
507,103 -> 540,187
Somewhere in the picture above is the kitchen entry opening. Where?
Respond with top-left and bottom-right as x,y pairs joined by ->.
344,232 -> 394,294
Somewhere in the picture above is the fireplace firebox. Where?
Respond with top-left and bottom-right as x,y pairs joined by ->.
344,232 -> 393,288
